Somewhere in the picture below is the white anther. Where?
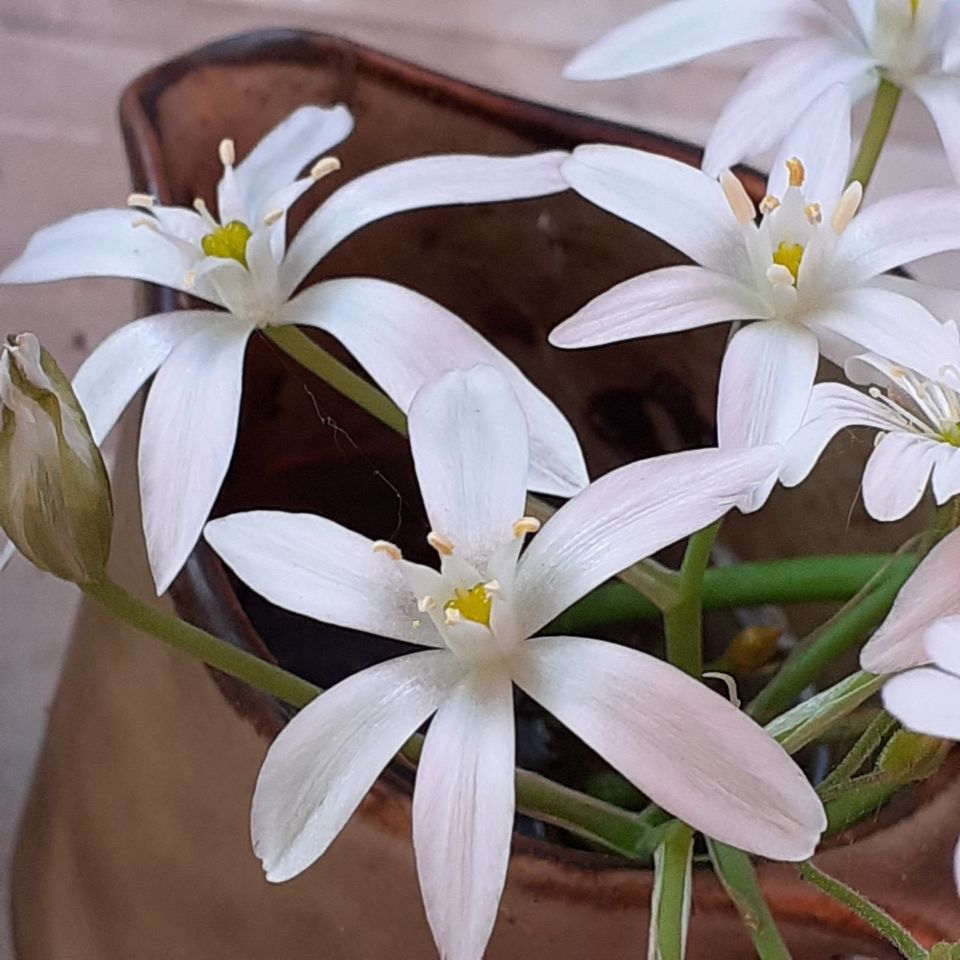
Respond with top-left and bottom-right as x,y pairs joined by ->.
766,263 -> 795,287
444,606 -> 462,625
193,197 -> 217,228
831,182 -> 863,234
804,202 -> 822,226
512,517 -> 541,538
759,195 -> 781,215
310,156 -> 341,181
131,217 -> 159,232
219,138 -> 236,167
703,671 -> 741,709
183,270 -> 197,289
417,595 -> 437,612
412,619 -> 421,629
427,531 -> 454,556
127,192 -> 155,209
786,157 -> 805,188
262,209 -> 284,227
372,540 -> 402,560
719,170 -> 756,225
484,579 -> 501,593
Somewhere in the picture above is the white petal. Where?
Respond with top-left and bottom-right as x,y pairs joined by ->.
0,209 -> 203,296
862,432 -> 943,521
781,381 -> 897,486
549,265 -> 769,348
861,527 -> 960,673
72,310 -> 222,445
563,0 -> 830,81
279,151 -> 567,298
235,104 -> 354,220
413,665 -> 515,960
845,0 -> 875,39
138,323 -> 251,594
923,615 -> 960,678
932,447 -> 960,504
911,75 -> 960,182
409,366 -> 528,569
252,649 -> 461,882
281,278 -> 587,497
513,637 -> 825,860
882,666 -> 960,740
514,445 -> 781,636
705,40 -> 872,180
837,188 -> 960,284
561,145 -> 745,274
204,511 -> 444,647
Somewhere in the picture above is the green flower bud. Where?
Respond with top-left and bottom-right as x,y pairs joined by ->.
878,730 -> 950,782
0,333 -> 112,583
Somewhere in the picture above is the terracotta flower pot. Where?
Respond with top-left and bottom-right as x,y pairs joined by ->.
12,30 -> 960,959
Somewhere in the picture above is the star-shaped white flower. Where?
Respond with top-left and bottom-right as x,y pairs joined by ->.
565,0 -> 960,181
0,105 -> 587,593
551,87 -> 960,508
205,364 -> 824,960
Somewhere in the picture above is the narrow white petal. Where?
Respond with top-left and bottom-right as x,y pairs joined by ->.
561,145 -> 745,274
514,445 -> 781,636
911,75 -> 960,182
549,265 -> 769,348
513,637 -> 825,859
252,649 -> 461,882
867,274 -> 960,329
205,511 -> 444,647
781,381 -> 897,487
138,323 -> 251,594
413,666 -> 515,960
862,432 -> 944,521
882,666 -> 960,740
845,0 -> 875,40
72,310 -> 223,445
705,40 -> 872,179
923,615 -> 960,678
861,528 -> 960,673
281,279 -> 587,497
279,151 -> 567,298
932,447 -> 960,505
409,366 -> 528,569
563,0 -> 829,81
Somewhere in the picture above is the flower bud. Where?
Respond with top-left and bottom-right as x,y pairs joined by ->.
0,333 -> 112,583
725,625 -> 782,673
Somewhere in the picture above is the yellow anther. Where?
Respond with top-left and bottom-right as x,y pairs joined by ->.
512,517 -> 541,538
127,192 -> 155,209
771,241 -> 804,285
719,170 -> 756,225
786,157 -> 805,188
830,181 -> 863,234
201,220 -> 252,268
219,138 -> 236,167
372,540 -> 402,560
804,202 -> 822,225
427,531 -> 454,556
311,156 -> 342,181
443,583 -> 492,627
759,195 -> 781,215
417,595 -> 437,612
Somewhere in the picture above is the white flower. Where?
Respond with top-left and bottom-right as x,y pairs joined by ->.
205,364 -> 825,960
565,0 -> 960,181
0,105 -> 587,593
551,87 -> 960,508
782,351 -> 960,520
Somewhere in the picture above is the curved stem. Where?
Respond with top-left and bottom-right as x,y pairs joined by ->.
848,79 -> 902,192
651,822 -> 694,960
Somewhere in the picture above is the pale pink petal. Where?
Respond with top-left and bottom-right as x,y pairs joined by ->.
72,310 -> 223,446
882,666 -> 960,740
549,265 -> 769,349
861,528 -> 960,673
281,278 -> 587,497
514,445 -> 781,636
561,145 -> 745,275
563,0 -> 830,81
862,432 -> 944,521
279,151 -> 567,298
705,40 -> 873,180
204,511 -> 444,647
413,665 -> 515,960
781,381 -> 897,487
932,447 -> 960,505
512,636 -> 825,859
923,615 -> 960,678
409,366 -> 528,568
138,323 -> 251,594
910,75 -> 960,182
252,649 -> 462,882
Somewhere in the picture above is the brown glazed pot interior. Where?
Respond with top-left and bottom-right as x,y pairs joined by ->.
115,29 -> 946,956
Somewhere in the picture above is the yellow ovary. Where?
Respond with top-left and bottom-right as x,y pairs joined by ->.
772,242 -> 804,285
941,423 -> 960,447
201,220 -> 252,267
444,583 -> 492,626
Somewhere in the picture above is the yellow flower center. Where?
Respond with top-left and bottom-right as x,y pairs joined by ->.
910,0 -> 919,15
941,422 -> 960,447
201,220 -> 252,267
444,583 -> 492,626
772,241 -> 804,285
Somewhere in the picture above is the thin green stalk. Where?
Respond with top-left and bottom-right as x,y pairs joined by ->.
818,710 -> 897,793
651,822 -> 694,960
848,78 -> 902,192
707,841 -> 792,960
797,862 -> 926,960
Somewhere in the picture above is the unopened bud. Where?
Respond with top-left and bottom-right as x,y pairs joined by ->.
878,730 -> 949,782
0,334 -> 112,583
725,625 -> 782,672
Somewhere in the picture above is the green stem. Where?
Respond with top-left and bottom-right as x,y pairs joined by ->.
651,822 -> 694,960
263,325 -> 408,435
663,521 -> 721,678
547,553 -> 909,635
797,862 -> 926,960
707,841 -> 792,960
848,79 -> 902,192
822,771 -> 902,835
818,710 -> 897,793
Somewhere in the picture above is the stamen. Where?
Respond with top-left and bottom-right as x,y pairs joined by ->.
759,195 -> 781,215
193,197 -> 218,229
512,516 -> 541,538
131,217 -> 159,233
484,579 -> 501,593
804,202 -> 822,225
831,182 -> 863,234
219,138 -> 236,167
703,671 -> 741,709
417,595 -> 436,612
412,619 -> 421,629
427,531 -> 454,556
183,270 -> 197,289
372,540 -> 402,560
262,209 -> 284,227
719,170 -> 756,225
310,156 -> 342,181
786,157 -> 805,188
766,261 -> 797,288
444,607 -> 462,625
127,192 -> 155,209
